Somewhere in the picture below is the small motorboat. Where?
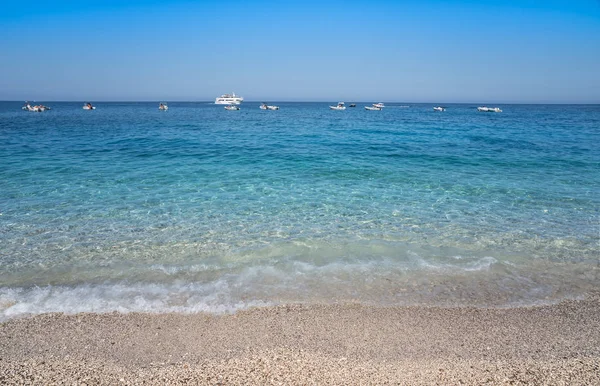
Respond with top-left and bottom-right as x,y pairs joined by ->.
83,103 -> 96,110
477,106 -> 502,113
433,106 -> 446,112
349,104 -> 356,108
22,103 -> 50,112
365,104 -> 382,111
373,102 -> 385,108
224,105 -> 240,111
260,103 -> 279,110
329,102 -> 346,110
159,103 -> 168,111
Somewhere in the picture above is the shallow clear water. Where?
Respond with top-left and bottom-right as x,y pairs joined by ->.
1,102 -> 599,319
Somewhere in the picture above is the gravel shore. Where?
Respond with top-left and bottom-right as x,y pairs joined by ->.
1,297 -> 599,385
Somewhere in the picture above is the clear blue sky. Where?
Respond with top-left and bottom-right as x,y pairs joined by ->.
1,0 -> 599,103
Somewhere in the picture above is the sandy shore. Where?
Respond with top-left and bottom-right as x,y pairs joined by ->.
1,296 -> 599,385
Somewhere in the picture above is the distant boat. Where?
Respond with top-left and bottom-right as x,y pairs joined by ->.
329,102 -> 346,110
260,103 -> 279,110
22,103 -> 50,112
477,106 -> 502,113
433,106 -> 446,112
224,105 -> 240,111
83,103 -> 95,110
373,102 -> 385,108
215,93 -> 243,105
349,104 -> 356,108
365,104 -> 382,111
159,103 -> 168,111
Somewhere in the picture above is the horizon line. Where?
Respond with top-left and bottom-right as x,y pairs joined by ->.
3,100 -> 599,105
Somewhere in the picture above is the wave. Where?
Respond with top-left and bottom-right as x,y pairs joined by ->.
2,250 -> 596,320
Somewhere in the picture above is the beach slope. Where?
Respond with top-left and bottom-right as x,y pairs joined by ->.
1,297 -> 599,385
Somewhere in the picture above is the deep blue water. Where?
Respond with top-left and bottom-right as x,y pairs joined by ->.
1,101 -> 599,319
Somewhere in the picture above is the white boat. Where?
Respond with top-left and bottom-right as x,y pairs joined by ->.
159,103 -> 168,111
365,104 -> 382,111
260,103 -> 279,110
373,102 -> 385,108
224,105 -> 240,111
83,103 -> 96,110
477,106 -> 502,113
22,103 -> 51,112
329,102 -> 346,110
215,92 -> 244,105
433,106 -> 445,112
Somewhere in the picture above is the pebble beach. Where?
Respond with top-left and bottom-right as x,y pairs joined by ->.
2,295 -> 599,385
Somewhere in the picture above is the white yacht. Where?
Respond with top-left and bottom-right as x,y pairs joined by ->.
433,106 -> 445,112
83,103 -> 95,110
260,103 -> 279,110
215,92 -> 244,105
477,106 -> 502,113
224,105 -> 240,111
373,102 -> 385,108
329,102 -> 346,110
365,104 -> 382,111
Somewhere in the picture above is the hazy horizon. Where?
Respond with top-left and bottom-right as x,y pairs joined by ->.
1,0 -> 599,104
4,100 -> 600,105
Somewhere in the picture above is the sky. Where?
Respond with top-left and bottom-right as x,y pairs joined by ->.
1,0 -> 599,103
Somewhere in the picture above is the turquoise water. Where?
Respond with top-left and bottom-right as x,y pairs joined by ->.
1,102 -> 599,319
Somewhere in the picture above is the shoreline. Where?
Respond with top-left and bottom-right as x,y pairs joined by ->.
1,297 -> 599,384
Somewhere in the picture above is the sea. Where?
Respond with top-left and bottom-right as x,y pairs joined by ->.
1,102 -> 598,320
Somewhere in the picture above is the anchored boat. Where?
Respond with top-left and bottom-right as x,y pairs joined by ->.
22,102 -> 50,112
215,93 -> 244,105
260,103 -> 279,110
329,102 -> 346,110
477,106 -> 502,113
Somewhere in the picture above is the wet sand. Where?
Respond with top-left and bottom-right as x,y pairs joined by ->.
1,296 -> 599,385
